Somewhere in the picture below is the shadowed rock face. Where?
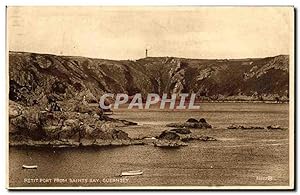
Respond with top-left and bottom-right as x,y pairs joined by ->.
9,51 -> 289,107
186,118 -> 199,123
9,101 -> 132,145
158,131 -> 181,140
155,129 -> 217,148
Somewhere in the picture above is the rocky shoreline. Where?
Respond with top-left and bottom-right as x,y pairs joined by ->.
9,133 -> 217,148
9,100 -> 218,148
9,133 -> 217,149
10,100 -> 284,149
9,100 -> 136,147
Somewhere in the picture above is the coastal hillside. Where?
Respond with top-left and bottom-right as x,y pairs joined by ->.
9,51 -> 289,106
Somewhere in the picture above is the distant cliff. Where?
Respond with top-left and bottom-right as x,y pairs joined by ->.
9,51 -> 289,106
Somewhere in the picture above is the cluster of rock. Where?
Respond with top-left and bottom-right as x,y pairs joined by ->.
9,100 -> 138,147
153,127 -> 216,148
227,124 -> 284,130
166,118 -> 212,128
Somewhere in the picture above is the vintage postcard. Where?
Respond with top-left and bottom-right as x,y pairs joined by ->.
7,6 -> 294,189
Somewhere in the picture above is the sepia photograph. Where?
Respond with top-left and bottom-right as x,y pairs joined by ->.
6,6 -> 294,189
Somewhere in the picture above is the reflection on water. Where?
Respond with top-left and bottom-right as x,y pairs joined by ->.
9,103 -> 290,187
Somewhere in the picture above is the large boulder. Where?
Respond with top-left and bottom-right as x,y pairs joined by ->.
186,118 -> 198,123
9,100 -> 23,118
38,111 -> 67,139
39,111 -> 66,126
59,119 -> 82,140
9,115 -> 27,134
9,102 -> 47,140
158,130 -> 180,140
10,116 -> 46,141
9,101 -> 26,134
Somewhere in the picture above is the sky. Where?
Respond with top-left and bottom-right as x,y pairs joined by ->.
7,6 -> 294,60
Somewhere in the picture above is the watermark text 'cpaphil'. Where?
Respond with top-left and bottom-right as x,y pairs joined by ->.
99,93 -> 200,110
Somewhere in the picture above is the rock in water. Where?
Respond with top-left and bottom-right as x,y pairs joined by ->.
158,131 -> 180,140
186,118 -> 198,123
9,100 -> 23,118
267,125 -> 282,130
227,124 -> 265,130
199,118 -> 207,123
167,118 -> 212,129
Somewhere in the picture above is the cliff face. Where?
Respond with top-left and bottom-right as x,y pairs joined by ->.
9,51 -> 289,106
